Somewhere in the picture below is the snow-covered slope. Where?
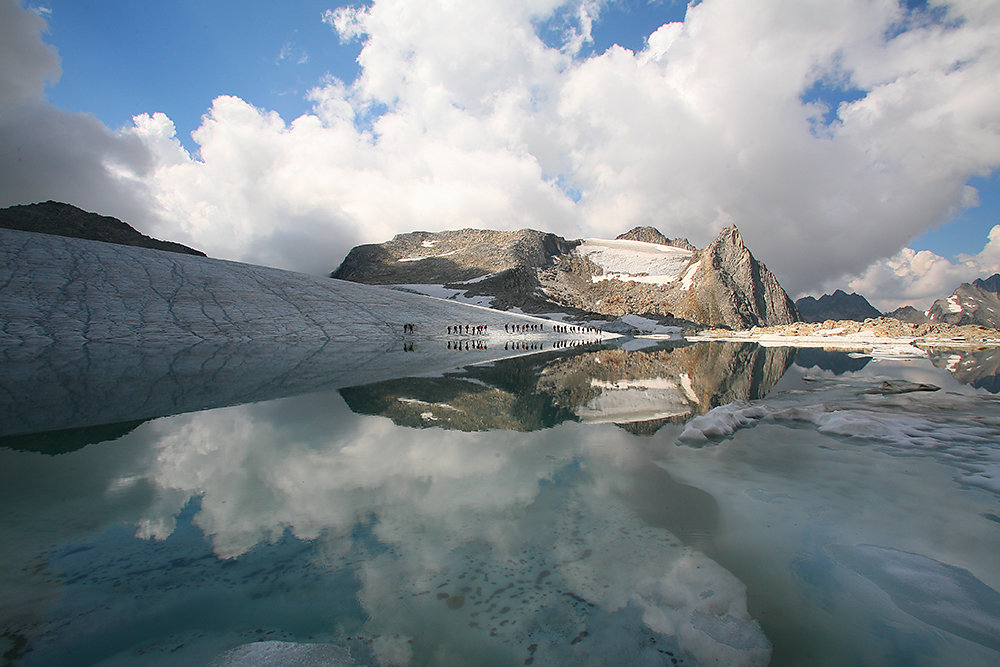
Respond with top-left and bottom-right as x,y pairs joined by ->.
577,238 -> 693,285
0,228 -> 583,436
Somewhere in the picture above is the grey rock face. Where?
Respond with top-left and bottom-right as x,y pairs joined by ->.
334,225 -> 799,329
0,200 -> 206,256
927,273 -> 1000,328
795,289 -> 881,323
679,226 -> 799,328
0,228 -> 566,436
884,305 -> 928,324
331,228 -> 578,285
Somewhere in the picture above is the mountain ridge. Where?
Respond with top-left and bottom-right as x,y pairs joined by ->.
795,289 -> 881,323
0,200 -> 205,256
333,225 -> 799,329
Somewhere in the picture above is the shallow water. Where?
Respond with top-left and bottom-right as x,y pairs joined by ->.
1,342 -> 999,666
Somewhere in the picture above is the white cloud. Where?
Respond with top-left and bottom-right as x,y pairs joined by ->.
3,0 -> 1000,301
831,224 -> 1000,312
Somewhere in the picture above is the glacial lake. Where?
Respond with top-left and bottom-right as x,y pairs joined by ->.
2,340 -> 999,666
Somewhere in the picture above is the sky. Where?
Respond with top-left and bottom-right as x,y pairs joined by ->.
1,0 -> 1000,311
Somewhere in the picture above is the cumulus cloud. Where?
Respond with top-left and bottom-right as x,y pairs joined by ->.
830,224 -> 1000,312
0,0 -> 162,238
3,0 -> 1000,299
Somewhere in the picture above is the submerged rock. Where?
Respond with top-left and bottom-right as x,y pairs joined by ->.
865,381 -> 940,395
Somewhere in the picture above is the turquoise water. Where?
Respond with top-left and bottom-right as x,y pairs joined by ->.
1,342 -> 999,666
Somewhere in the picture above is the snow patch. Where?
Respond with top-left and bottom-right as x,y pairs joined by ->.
946,295 -> 964,313
398,249 -> 460,262
680,260 -> 701,291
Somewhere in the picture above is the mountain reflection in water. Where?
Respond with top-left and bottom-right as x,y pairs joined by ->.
3,341 -> 1000,666
340,341 -> 795,433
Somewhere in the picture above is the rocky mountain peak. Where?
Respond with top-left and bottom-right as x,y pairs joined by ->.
616,226 -> 696,251
973,273 -> 1000,294
795,289 -> 881,323
927,273 -> 1000,328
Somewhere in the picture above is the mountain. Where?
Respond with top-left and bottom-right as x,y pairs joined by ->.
884,305 -> 928,324
0,200 -> 205,256
616,225 -> 696,250
795,290 -> 881,323
926,274 -> 1000,328
332,225 -> 799,329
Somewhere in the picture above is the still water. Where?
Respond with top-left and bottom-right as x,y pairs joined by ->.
1,341 -> 999,666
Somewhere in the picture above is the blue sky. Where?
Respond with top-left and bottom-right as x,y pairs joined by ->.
4,0 -> 1000,308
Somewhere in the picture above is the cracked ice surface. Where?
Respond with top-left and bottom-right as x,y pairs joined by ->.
0,228 -> 563,436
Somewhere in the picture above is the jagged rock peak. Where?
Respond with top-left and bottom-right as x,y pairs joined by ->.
616,226 -> 696,251
973,273 -> 1000,294
795,289 -> 881,323
0,200 -> 205,257
690,224 -> 800,328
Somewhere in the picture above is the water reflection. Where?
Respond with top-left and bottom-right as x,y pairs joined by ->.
341,341 -> 795,434
928,347 -> 1000,393
1,388 -> 769,666
4,343 -> 1000,666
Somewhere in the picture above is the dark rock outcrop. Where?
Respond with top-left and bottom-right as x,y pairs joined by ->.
795,289 -> 881,323
0,201 -> 205,256
333,225 -> 799,329
927,274 -> 1000,328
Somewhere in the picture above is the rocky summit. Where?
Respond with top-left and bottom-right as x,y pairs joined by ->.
332,225 -> 799,329
926,274 -> 1000,328
795,289 -> 881,323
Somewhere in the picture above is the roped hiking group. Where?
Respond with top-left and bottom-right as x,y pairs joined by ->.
404,321 -> 604,338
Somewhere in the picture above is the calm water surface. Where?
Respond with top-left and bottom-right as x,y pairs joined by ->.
1,342 -> 999,666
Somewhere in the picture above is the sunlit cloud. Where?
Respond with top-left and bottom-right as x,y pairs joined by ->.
2,0 -> 999,303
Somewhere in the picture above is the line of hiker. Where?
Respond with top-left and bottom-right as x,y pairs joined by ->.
402,323 -> 417,334
551,324 -> 601,334
447,324 -> 489,335
504,323 -> 545,333
438,321 -> 604,337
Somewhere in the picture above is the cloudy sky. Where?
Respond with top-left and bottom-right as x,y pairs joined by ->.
1,0 -> 999,309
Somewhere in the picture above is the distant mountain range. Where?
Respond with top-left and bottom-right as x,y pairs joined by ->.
0,201 -> 205,256
795,290 -> 881,323
800,273 -> 1000,329
333,225 -> 799,329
